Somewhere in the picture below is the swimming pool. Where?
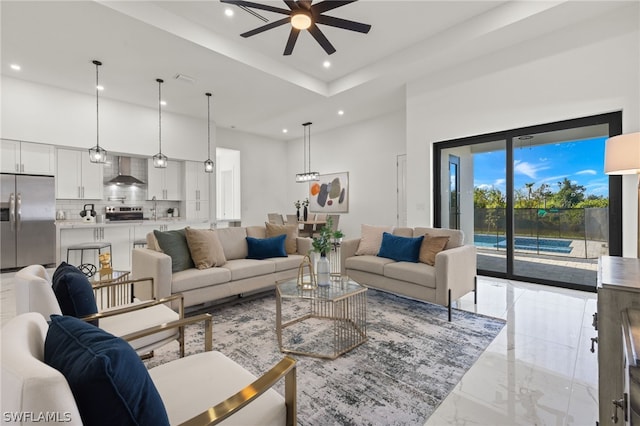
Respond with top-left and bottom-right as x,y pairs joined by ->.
474,234 -> 573,254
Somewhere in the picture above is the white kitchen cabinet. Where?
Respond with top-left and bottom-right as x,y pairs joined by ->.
56,149 -> 103,199
147,159 -> 183,200
184,161 -> 210,220
60,225 -> 131,271
1,139 -> 55,175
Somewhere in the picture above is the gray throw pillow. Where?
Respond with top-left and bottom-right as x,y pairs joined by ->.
153,229 -> 195,272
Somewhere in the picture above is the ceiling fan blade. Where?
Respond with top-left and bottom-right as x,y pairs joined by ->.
283,0 -> 298,10
315,15 -> 371,33
312,0 -> 357,14
283,28 -> 300,55
308,23 -> 336,55
241,17 -> 290,37
220,0 -> 291,15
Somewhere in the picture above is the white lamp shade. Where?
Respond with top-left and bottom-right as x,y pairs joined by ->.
605,132 -> 640,175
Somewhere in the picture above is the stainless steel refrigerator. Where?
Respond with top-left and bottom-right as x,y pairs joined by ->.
1,174 -> 56,270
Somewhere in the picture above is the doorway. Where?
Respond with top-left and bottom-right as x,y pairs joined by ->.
434,112 -> 622,291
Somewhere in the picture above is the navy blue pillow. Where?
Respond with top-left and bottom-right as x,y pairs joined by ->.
246,234 -> 287,260
377,232 -> 424,263
51,263 -> 99,326
44,315 -> 170,426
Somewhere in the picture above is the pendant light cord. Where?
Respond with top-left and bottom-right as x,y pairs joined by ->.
94,60 -> 101,149
157,78 -> 163,154
206,93 -> 212,159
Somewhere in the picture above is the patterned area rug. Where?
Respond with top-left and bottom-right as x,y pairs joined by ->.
146,289 -> 505,425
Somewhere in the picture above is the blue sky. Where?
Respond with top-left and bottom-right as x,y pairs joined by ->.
473,136 -> 609,197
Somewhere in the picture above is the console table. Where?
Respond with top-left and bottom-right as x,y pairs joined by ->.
598,256 -> 640,425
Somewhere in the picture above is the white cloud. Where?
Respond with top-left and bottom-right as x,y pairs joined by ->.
576,169 -> 597,175
513,160 -> 550,179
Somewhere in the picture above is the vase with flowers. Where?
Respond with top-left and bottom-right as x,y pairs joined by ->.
294,200 -> 301,221
302,198 -> 309,221
312,216 -> 337,286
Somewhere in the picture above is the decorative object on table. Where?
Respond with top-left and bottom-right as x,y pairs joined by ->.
78,263 -> 97,278
294,200 -> 301,221
88,60 -> 107,163
297,255 -> 317,290
79,204 -> 96,223
309,172 -> 349,213
302,198 -> 309,221
312,216 -> 337,286
331,228 -> 345,278
98,252 -> 112,276
295,122 -> 319,183
152,78 -> 168,168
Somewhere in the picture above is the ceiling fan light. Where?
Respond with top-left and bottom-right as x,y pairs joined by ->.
291,10 -> 312,30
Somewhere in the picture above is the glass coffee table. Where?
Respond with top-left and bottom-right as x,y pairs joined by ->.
276,276 -> 367,360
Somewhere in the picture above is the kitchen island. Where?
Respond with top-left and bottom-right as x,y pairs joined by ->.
56,218 -> 210,270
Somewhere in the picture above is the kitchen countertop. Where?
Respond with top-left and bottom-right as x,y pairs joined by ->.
56,218 -> 209,229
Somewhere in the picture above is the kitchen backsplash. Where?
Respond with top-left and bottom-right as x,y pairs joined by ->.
56,200 -> 181,221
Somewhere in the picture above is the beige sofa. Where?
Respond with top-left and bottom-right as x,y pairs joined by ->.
341,226 -> 477,321
132,226 -> 312,309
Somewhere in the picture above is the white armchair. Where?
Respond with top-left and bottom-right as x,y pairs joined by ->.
1,312 -> 297,425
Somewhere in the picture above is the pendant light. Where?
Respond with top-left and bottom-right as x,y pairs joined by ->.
88,60 -> 107,163
152,78 -> 168,168
204,92 -> 214,173
295,122 -> 319,182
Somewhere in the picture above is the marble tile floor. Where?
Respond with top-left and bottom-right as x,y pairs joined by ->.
0,271 -> 598,425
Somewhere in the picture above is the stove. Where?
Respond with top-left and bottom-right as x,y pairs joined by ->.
105,206 -> 144,221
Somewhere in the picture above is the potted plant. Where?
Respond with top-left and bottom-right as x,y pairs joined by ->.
302,198 -> 310,221
311,216 -> 334,286
332,229 -> 345,245
294,200 -> 301,220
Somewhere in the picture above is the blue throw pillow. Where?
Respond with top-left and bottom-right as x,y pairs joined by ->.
377,232 -> 424,263
44,315 -> 170,426
51,262 -> 99,326
246,234 -> 287,260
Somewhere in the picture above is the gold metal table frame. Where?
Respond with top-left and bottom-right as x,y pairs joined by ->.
276,277 -> 367,360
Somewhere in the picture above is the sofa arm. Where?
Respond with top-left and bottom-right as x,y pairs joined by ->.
340,238 -> 361,275
132,248 -> 172,302
434,244 -> 477,306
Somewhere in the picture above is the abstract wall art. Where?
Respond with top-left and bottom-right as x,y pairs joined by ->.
309,172 -> 349,213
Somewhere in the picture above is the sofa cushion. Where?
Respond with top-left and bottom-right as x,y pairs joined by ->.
153,229 -> 195,272
355,224 -> 394,255
51,263 -> 98,326
246,235 -> 287,260
413,227 -> 463,250
392,227 -> 414,238
184,227 -> 227,269
222,259 -> 276,281
265,222 -> 299,254
44,315 -> 170,426
216,227 -> 248,260
345,255 -> 396,276
419,235 -> 450,266
171,267 -> 232,293
270,254 -> 305,272
383,261 -> 437,289
377,232 -> 424,263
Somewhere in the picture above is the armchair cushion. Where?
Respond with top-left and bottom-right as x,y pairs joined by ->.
246,235 -> 287,260
377,232 -> 424,263
51,262 -> 98,326
154,229 -> 195,272
44,315 -> 170,426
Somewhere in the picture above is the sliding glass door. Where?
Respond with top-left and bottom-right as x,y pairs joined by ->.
434,112 -> 622,291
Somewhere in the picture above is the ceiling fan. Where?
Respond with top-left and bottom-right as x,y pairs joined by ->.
221,0 -> 371,56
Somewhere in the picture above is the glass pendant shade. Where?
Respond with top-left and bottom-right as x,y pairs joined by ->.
296,121 -> 319,183
153,78 -> 167,168
89,60 -> 107,163
204,92 -> 214,173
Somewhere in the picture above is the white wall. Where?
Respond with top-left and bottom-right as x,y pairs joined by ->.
406,5 -> 640,256
287,111 -> 406,238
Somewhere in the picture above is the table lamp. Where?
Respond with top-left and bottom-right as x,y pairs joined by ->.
605,132 -> 640,257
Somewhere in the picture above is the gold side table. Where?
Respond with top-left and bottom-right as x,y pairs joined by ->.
276,276 -> 367,360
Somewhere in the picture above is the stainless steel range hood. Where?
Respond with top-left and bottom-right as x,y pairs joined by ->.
106,156 -> 145,186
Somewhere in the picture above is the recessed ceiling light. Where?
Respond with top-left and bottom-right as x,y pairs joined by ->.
225,8 -> 234,17
10,64 -> 21,71
282,128 -> 288,134
96,85 -> 104,91
160,100 -> 167,106
323,60 -> 331,68
338,110 -> 344,116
